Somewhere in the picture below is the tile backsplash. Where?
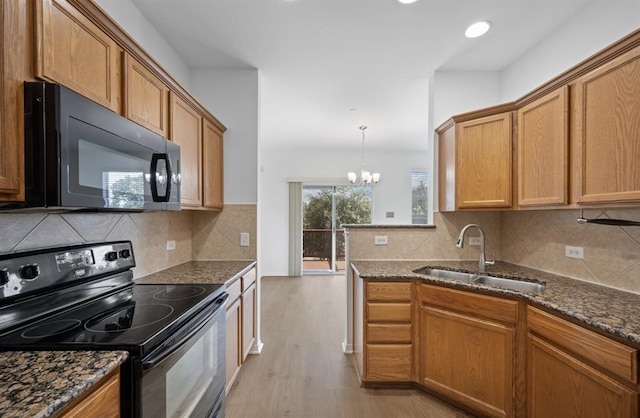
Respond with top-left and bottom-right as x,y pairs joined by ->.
347,208 -> 640,294
347,212 -> 501,261
192,204 -> 257,260
0,211 -> 193,278
501,208 -> 640,293
0,205 -> 257,278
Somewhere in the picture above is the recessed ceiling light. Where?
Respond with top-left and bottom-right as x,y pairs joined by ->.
397,0 -> 419,4
465,21 -> 492,38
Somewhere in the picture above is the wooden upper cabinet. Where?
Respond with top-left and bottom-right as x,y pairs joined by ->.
124,54 -> 169,137
456,112 -> 513,209
35,0 -> 122,112
170,92 -> 202,207
517,87 -> 569,207
0,0 -> 28,199
202,118 -> 224,209
575,45 -> 640,204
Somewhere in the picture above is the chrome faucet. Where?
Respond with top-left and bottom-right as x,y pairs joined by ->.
456,224 -> 495,272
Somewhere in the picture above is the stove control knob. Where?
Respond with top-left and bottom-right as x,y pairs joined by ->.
20,265 -> 40,280
105,251 -> 118,262
119,249 -> 131,259
0,270 -> 8,286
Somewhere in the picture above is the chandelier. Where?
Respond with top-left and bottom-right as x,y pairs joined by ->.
347,126 -> 380,185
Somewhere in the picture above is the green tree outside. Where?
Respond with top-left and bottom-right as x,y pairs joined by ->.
303,186 -> 371,262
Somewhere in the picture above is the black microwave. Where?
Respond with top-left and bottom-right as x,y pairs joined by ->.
6,82 -> 181,211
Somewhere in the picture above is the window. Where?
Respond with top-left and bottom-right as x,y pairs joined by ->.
411,170 -> 428,224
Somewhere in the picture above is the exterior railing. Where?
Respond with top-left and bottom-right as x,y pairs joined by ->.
303,228 -> 345,260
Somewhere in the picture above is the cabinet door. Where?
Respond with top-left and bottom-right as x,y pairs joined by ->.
456,112 -> 513,209
170,92 -> 202,207
202,118 -> 224,209
241,282 -> 256,362
225,297 -> 242,394
62,370 -> 120,418
437,123 -> 456,212
0,0 -> 25,198
420,305 -> 514,418
528,335 -> 638,418
517,87 -> 569,207
124,54 -> 169,137
35,0 -> 122,112
575,46 -> 640,203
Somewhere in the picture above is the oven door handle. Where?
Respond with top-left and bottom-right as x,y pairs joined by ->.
142,293 -> 229,370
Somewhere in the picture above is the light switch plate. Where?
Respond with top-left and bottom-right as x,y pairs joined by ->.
469,237 -> 482,246
166,240 -> 176,251
374,236 -> 388,245
565,245 -> 584,259
240,233 -> 250,247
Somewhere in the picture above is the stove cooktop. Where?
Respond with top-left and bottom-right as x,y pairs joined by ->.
0,283 -> 225,356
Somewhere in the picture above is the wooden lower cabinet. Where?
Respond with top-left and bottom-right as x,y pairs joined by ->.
241,282 -> 256,361
225,296 -> 242,394
358,279 -> 640,417
361,280 -> 413,383
226,267 -> 258,394
528,335 -> 638,418
61,369 -> 120,418
419,304 -> 515,418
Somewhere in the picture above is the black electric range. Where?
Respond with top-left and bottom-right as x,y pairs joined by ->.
0,241 -> 228,418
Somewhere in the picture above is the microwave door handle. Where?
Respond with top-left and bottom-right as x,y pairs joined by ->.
164,153 -> 173,202
150,153 -> 170,202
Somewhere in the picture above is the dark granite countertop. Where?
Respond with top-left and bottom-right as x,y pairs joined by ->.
136,260 -> 257,285
0,350 -> 127,418
351,260 -> 640,347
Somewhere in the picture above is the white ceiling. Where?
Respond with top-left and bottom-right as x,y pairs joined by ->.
130,0 -> 593,151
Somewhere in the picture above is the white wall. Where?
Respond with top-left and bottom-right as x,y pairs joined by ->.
259,149 -> 428,276
94,0 -> 192,89
500,0 -> 640,101
431,71 -> 502,128
191,69 -> 259,204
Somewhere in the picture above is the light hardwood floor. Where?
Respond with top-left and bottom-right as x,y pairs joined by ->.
226,275 -> 472,418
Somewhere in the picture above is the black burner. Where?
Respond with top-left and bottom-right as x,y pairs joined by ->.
21,319 -> 82,339
84,303 -> 174,333
154,286 -> 206,300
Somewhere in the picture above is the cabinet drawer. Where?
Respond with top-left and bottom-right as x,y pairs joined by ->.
528,306 -> 638,384
227,277 -> 241,304
242,268 -> 256,291
367,323 -> 411,343
420,284 -> 518,325
367,303 -> 411,323
367,281 -> 411,302
366,344 -> 412,381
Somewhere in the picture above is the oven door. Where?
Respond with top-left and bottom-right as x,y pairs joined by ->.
140,294 -> 228,418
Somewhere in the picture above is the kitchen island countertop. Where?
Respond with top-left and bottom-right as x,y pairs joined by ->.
352,260 -> 640,347
0,350 -> 128,418
136,260 -> 256,285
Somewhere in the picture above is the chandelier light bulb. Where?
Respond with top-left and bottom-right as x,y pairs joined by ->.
346,126 -> 380,186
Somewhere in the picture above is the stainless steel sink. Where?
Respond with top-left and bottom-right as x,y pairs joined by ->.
415,268 -> 476,283
414,267 -> 546,293
472,275 -> 546,293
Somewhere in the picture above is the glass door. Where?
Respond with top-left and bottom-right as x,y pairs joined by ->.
302,185 -> 371,274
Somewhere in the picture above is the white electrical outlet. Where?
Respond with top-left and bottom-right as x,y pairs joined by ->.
469,237 -> 482,246
374,235 -> 388,245
565,245 -> 584,259
166,240 -> 176,251
240,232 -> 250,247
